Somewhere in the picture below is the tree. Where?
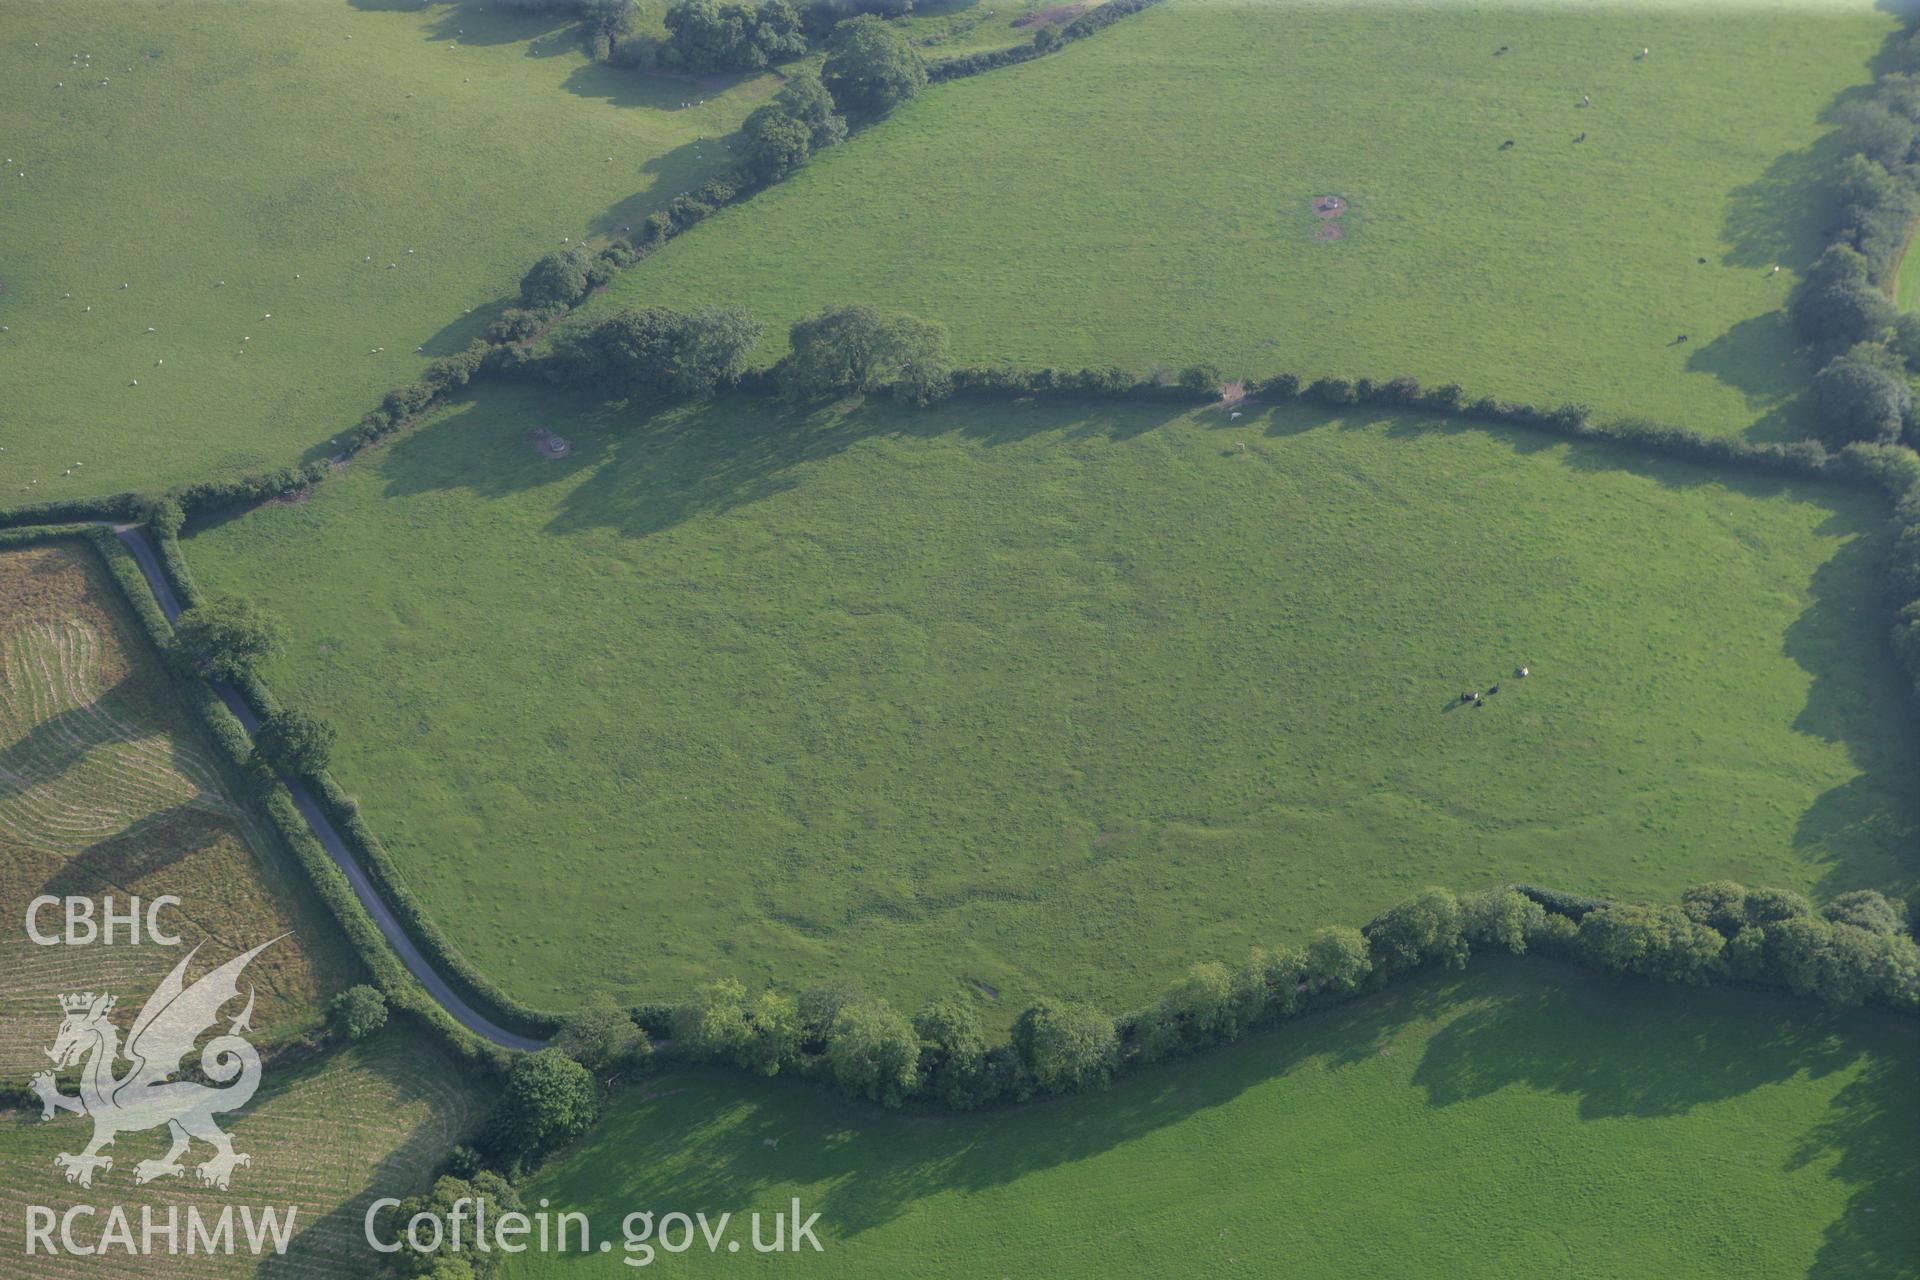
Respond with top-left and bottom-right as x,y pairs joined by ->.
1011,998 -> 1117,1094
554,997 -> 649,1073
740,989 -> 801,1075
1742,885 -> 1815,926
781,305 -> 950,400
1152,960 -> 1239,1053
772,71 -> 847,150
1576,903 -> 1725,984
797,977 -> 865,1047
327,984 -> 388,1041
252,708 -> 336,776
1364,887 -> 1467,976
173,596 -> 285,681
486,1049 -> 597,1167
821,15 -> 926,116
1810,343 -> 1912,446
826,998 -> 919,1106
1822,889 -> 1907,937
1788,244 -> 1894,358
520,247 -> 593,309
375,1172 -> 522,1277
550,305 -> 761,399
913,997 -> 990,1109
1459,888 -> 1538,954
741,105 -> 815,183
664,0 -> 807,71
1835,99 -> 1917,169
1680,881 -> 1748,935
1302,925 -> 1371,995
671,977 -> 753,1062
667,306 -> 764,395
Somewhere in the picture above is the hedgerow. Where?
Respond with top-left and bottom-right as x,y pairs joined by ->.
9,526 -> 509,1072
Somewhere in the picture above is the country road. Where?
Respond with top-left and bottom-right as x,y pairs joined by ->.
110,524 -> 546,1052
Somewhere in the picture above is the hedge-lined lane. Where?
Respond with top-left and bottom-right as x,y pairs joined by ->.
108,522 -> 545,1053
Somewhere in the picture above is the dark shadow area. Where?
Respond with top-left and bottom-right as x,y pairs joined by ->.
1685,311 -> 1813,443
1788,533 -> 1920,903
376,386 -> 1190,540
259,1036 -> 489,1278
563,60 -> 755,113
1412,962 -> 1862,1118
0,671 -> 143,791
1794,1047 -> 1920,1280
346,0 -> 574,49
525,961 -> 1916,1267
40,802 -> 230,899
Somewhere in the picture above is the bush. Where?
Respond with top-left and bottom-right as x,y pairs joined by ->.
1011,998 -> 1118,1094
374,1172 -> 522,1277
1576,903 -> 1725,984
1302,925 -> 1371,995
520,247 -> 595,309
1176,362 -> 1222,396
252,708 -> 336,777
1364,887 -> 1467,976
914,997 -> 991,1108
554,997 -> 650,1073
825,998 -> 919,1106
1822,889 -> 1908,937
327,985 -> 388,1041
547,305 -> 761,398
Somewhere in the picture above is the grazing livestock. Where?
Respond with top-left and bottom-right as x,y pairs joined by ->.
1517,665 -> 1529,677
1487,684 -> 1500,695
1460,691 -> 1479,703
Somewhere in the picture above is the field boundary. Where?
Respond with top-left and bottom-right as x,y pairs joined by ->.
0,522 -> 520,1064
3,0 -> 1917,1072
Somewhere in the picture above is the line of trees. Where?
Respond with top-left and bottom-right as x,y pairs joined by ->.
471,881 -> 1915,1139
1784,28 -> 1920,449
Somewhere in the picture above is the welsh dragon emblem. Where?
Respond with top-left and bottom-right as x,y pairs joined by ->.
29,938 -> 281,1190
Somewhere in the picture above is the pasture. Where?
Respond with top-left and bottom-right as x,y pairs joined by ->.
0,0 -> 781,498
0,542 -> 354,1080
0,1025 -> 486,1278
584,0 -> 1896,438
506,960 -> 1919,1278
182,388 -> 1919,1015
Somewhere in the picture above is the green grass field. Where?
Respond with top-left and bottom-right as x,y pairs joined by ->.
0,0 -> 783,499
581,0 -> 1892,439
183,388 -> 1919,1014
505,960 -> 1919,1279
0,1025 -> 487,1278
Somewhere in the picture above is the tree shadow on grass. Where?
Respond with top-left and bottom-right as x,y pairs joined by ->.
345,0 -> 575,49
376,386 -> 1190,540
261,1035 -> 491,1278
1787,534 -> 1920,903
1414,962 -> 1919,1275
1792,1046 -> 1920,1280
40,802 -> 230,900
1685,311 -> 1813,442
0,671 -> 143,793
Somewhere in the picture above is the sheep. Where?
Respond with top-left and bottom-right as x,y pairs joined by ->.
146,326 -> 156,332
1460,691 -> 1480,703
1487,683 -> 1500,695
1575,131 -> 1586,143
1516,665 -> 1529,677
